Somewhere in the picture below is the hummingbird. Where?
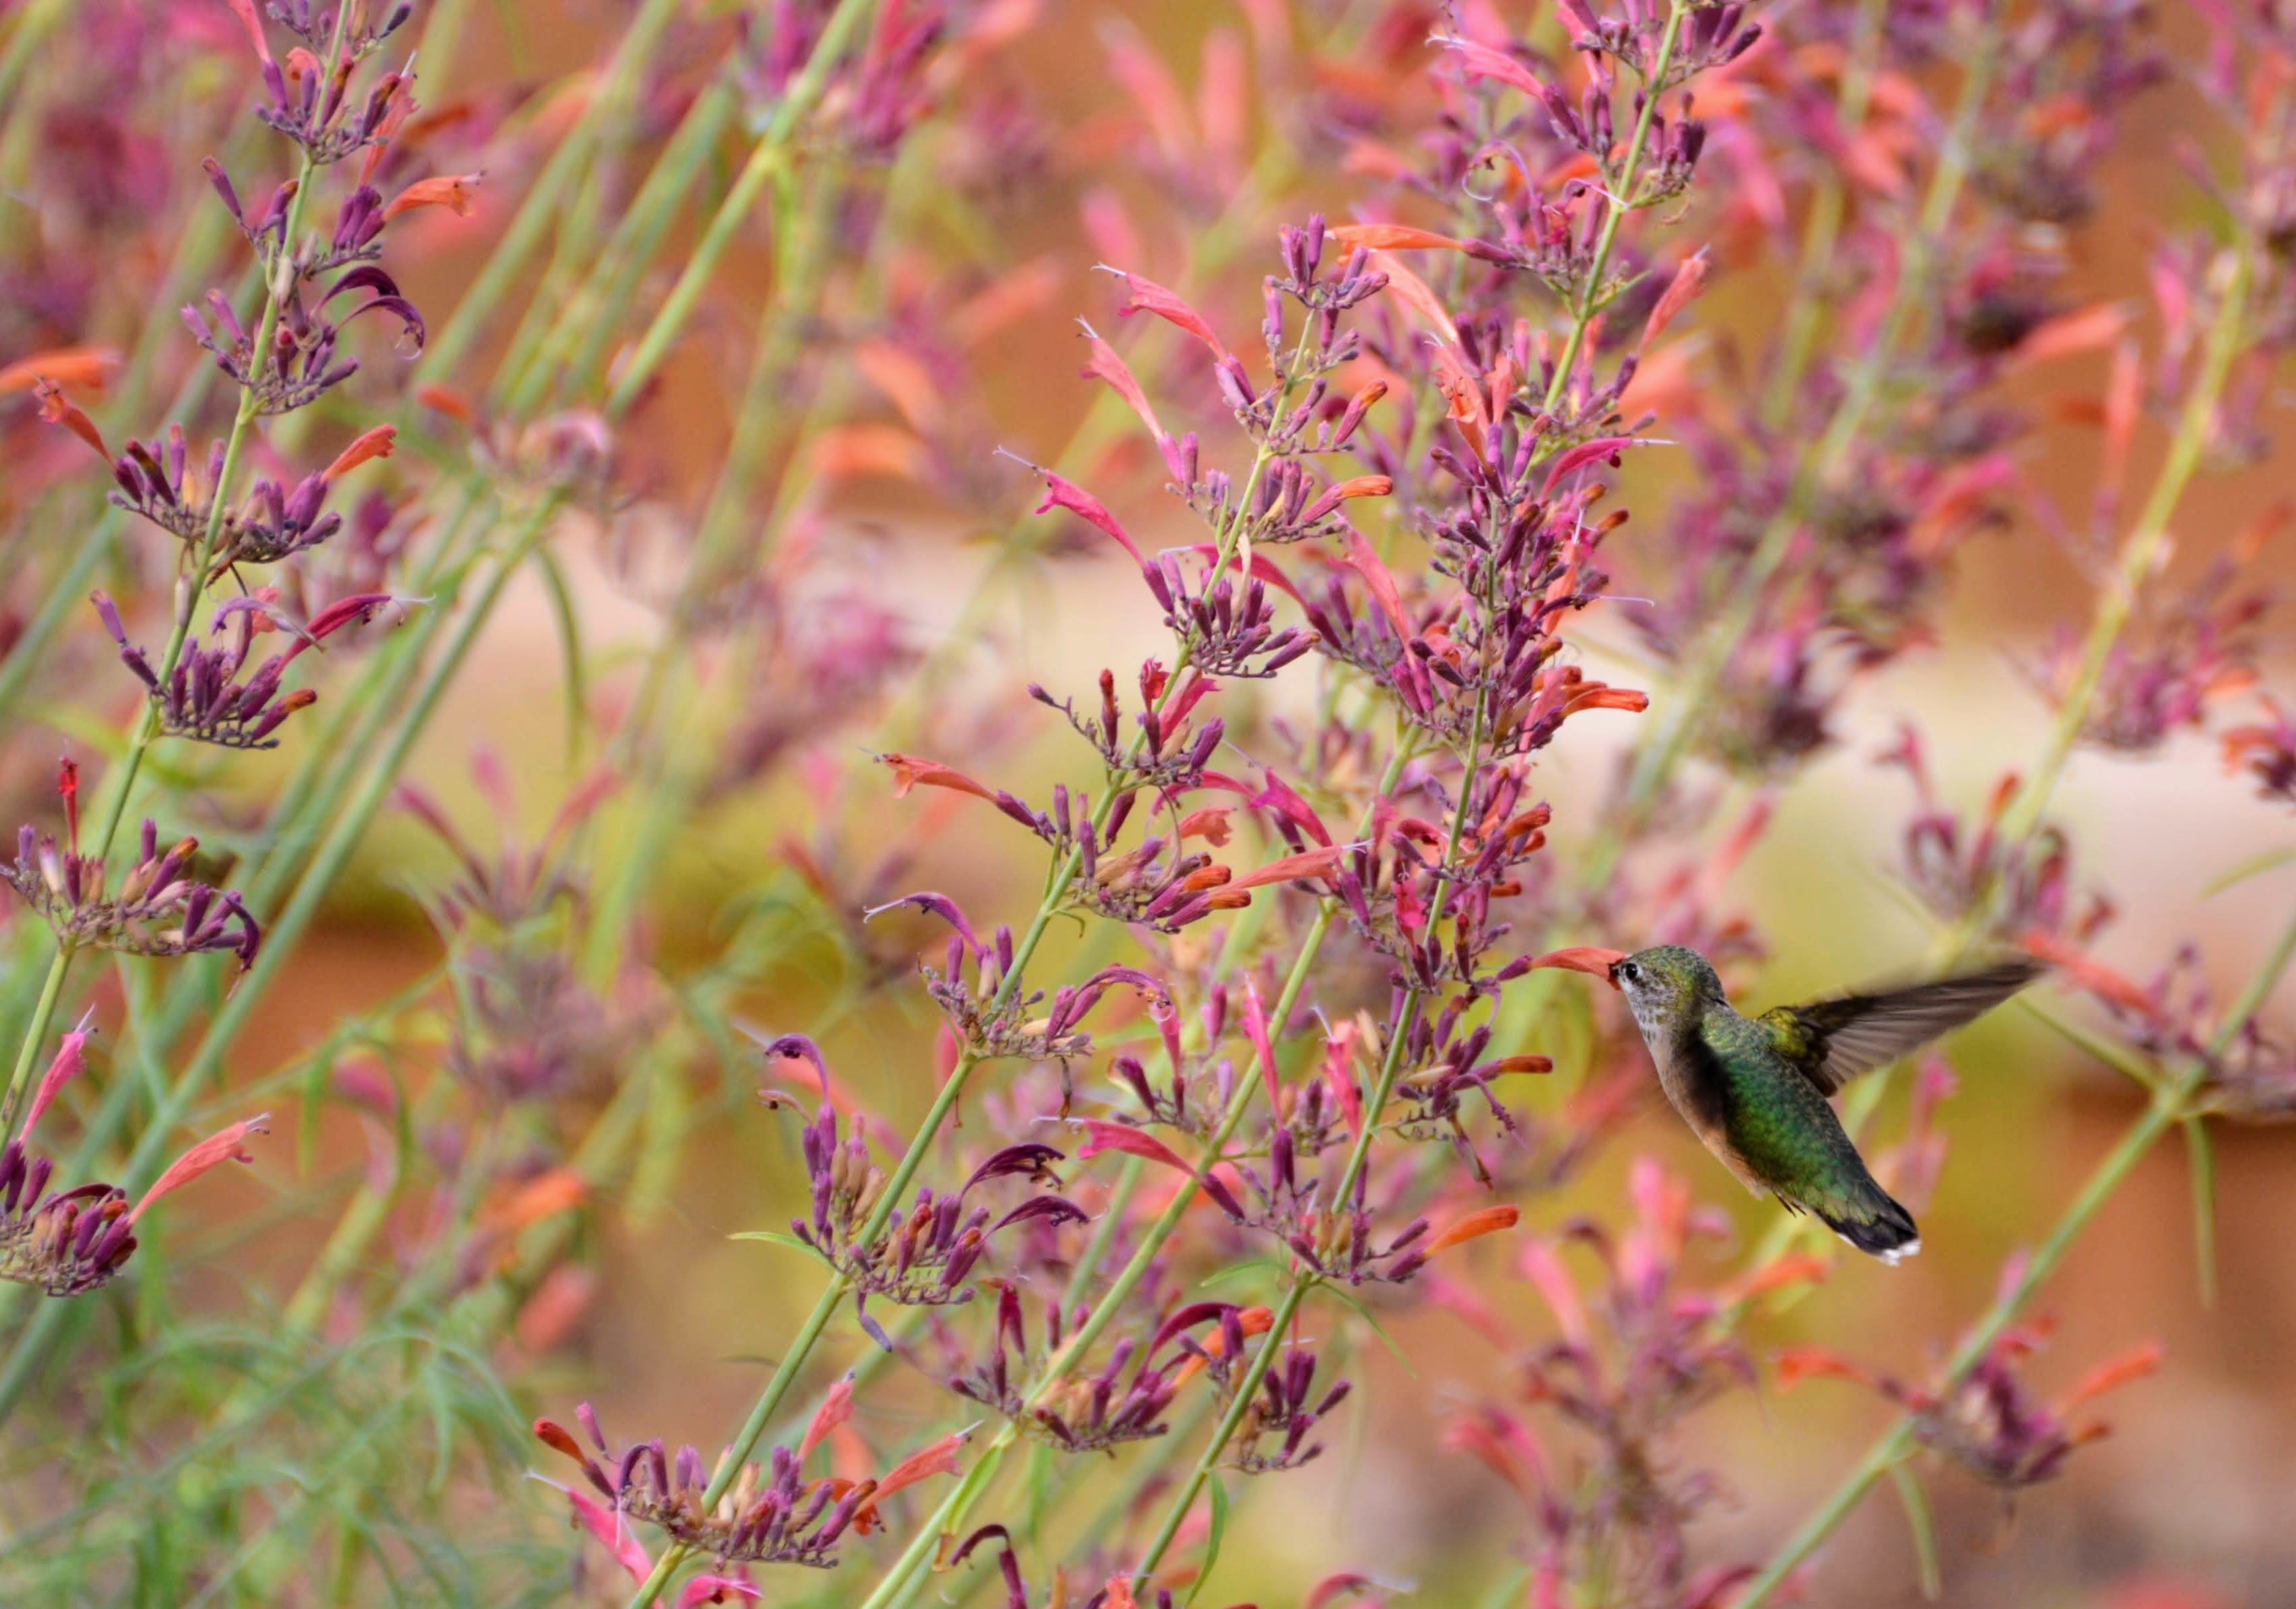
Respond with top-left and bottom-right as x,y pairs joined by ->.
1531,945 -> 2043,1263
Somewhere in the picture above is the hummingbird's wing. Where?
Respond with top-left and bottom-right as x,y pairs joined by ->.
1756,958 -> 2044,1096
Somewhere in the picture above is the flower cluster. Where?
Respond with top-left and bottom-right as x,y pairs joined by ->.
1451,1162 -> 1807,1608
95,589 -> 402,748
536,1402 -> 966,1571
1779,1314 -> 2162,1506
2,763 -> 260,969
1,1020 -> 265,1297
99,421 -> 397,572
933,1287 -> 1303,1465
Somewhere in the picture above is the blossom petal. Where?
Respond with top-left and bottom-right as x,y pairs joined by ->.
801,1373 -> 856,1461
1229,844 -> 1353,891
1640,251 -> 1710,347
1525,947 -> 1625,985
21,1012 -> 93,1140
1098,265 -> 1229,360
1004,455 -> 1146,567
1077,319 -> 1166,443
128,1116 -> 268,1224
874,753 -> 996,802
1431,34 -> 1549,99
1328,222 -> 1466,252
1427,1204 -> 1521,1254
382,172 -> 484,222
0,345 -> 118,394
567,1489 -> 650,1582
1341,529 -> 1410,638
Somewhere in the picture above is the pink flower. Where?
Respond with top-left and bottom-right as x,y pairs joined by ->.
1097,265 -> 1230,360
382,173 -> 484,222
18,1012 -> 93,1141
128,1116 -> 269,1225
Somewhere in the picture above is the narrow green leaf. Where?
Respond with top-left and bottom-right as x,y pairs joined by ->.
1196,1257 -> 1281,1292
1888,1461 -> 1943,1601
1021,1440 -> 1055,1542
529,548 -> 588,762
2203,842 -> 2296,897
730,1229 -> 837,1270
1187,1473 -> 1229,1606
1320,1283 -> 1415,1372
1474,1564 -> 1533,1609
2182,1114 -> 2218,1308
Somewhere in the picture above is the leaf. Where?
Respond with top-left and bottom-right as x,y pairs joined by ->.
1320,1283 -> 1414,1372
1887,1462 -> 1942,1601
1196,1257 -> 1282,1291
1187,1473 -> 1229,1606
1022,1440 -> 1056,1540
2182,1115 -> 2218,1309
1473,1565 -> 1533,1609
529,546 -> 589,762
2203,842 -> 2296,897
730,1229 -> 837,1270
2016,998 -> 2158,1092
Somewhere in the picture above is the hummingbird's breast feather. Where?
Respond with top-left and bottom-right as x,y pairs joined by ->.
1648,1019 -> 1756,1191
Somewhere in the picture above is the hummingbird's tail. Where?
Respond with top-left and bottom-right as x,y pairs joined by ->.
1810,1182 -> 1920,1266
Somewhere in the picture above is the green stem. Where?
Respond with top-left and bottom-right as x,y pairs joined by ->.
1996,242 -> 2253,846
603,0 -> 881,419
1540,0 -> 1691,410
579,151 -> 856,984
0,947 -> 73,1138
1600,40 -> 1999,857
634,167 -> 1334,1607
859,720 -> 1418,1609
499,77 -> 742,413
413,0 -> 684,384
1129,632 -> 1494,1590
0,502 -> 552,1424
622,1278 -> 851,1606
1132,1275 -> 1314,1579
5,47 -> 340,1152
1757,0 -> 1883,429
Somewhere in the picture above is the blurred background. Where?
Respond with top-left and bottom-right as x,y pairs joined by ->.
1,1 -> 2291,1606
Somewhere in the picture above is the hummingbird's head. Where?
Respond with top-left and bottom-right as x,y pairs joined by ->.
1609,945 -> 1724,1036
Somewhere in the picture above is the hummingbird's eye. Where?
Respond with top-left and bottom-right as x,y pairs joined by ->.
1619,961 -> 1640,983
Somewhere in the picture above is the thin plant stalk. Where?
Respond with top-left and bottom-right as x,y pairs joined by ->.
1602,40 -> 2001,849
0,13 -> 349,1125
603,0 -> 884,420
628,313 -> 1331,1607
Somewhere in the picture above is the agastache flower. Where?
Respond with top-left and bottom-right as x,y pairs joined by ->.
767,1044 -> 1084,1315
2,762 -> 260,969
941,1283 -> 1183,1455
1,1098 -> 267,1297
101,421 -> 394,570
2222,693 -> 2296,807
1227,1337 -> 1351,1475
181,265 -> 423,414
1777,1315 -> 2164,1506
1029,664 -> 1229,788
1881,726 -> 2108,945
532,1403 -> 923,1571
92,589 -> 406,748
876,894 -> 1182,1057
227,0 -> 417,164
1452,1162 -> 1795,1606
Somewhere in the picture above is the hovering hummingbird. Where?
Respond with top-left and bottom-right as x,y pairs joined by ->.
1532,945 -> 2043,1263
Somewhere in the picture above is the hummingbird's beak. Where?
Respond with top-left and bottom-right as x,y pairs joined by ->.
1525,947 -> 1628,990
